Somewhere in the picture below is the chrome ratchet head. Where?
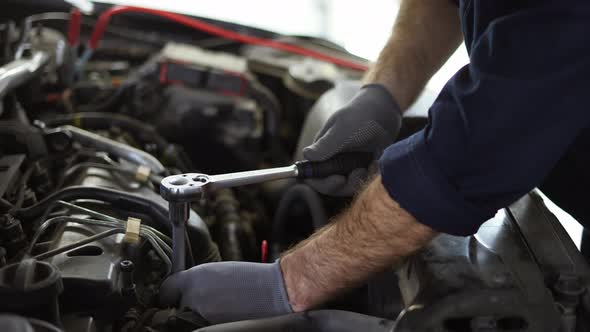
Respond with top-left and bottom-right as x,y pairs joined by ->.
160,173 -> 210,202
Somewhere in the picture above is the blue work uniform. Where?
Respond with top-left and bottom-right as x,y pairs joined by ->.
379,0 -> 590,236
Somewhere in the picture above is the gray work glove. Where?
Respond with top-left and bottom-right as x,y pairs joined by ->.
303,84 -> 402,196
159,261 -> 292,324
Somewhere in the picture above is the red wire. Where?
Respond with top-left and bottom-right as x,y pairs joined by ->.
89,6 -> 368,72
68,8 -> 82,46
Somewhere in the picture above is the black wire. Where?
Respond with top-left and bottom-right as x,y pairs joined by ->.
0,197 -> 14,212
10,152 -> 72,210
74,83 -> 133,113
34,228 -> 121,260
12,163 -> 36,209
9,150 -> 83,212
10,150 -> 158,210
13,186 -> 209,265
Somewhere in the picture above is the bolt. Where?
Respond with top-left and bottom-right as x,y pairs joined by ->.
119,260 -> 135,290
0,215 -> 25,251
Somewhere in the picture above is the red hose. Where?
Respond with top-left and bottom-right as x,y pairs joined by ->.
88,6 -> 368,72
68,8 -> 82,46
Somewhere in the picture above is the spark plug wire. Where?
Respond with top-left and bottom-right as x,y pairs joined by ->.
83,5 -> 368,72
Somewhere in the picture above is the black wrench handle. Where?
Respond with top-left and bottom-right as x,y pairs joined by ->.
295,152 -> 374,179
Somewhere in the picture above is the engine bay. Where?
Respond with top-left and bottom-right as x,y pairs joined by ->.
1,2 -> 590,331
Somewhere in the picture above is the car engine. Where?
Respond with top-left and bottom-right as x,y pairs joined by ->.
1,2 -> 590,332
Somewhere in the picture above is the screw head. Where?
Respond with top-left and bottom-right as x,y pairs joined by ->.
119,260 -> 134,272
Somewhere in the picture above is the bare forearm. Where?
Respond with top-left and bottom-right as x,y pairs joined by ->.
280,176 -> 436,311
365,0 -> 463,110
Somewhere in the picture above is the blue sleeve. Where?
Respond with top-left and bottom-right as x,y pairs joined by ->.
379,5 -> 590,236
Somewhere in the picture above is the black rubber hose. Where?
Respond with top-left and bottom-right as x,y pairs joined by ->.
213,189 -> 256,261
14,186 -> 219,264
246,80 -> 283,157
195,310 -> 396,332
271,184 -> 327,257
214,189 -> 243,261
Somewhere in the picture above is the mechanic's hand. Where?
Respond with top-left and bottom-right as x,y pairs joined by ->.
159,261 -> 292,324
303,84 -> 402,196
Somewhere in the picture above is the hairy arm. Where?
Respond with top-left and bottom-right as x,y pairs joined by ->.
280,0 -> 461,311
281,176 -> 436,311
365,0 -> 463,110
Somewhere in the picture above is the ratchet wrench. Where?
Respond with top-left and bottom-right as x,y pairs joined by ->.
160,152 -> 373,273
